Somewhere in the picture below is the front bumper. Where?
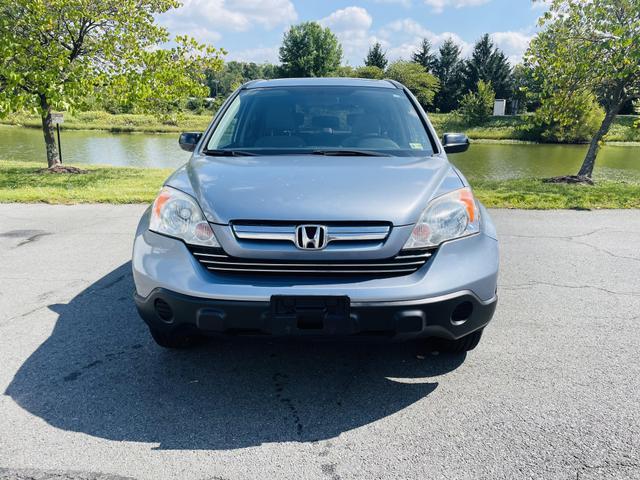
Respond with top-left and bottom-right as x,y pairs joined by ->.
135,288 -> 497,340
132,205 -> 499,340
132,208 -> 499,304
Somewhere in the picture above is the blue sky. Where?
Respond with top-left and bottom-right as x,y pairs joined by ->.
158,0 -> 549,66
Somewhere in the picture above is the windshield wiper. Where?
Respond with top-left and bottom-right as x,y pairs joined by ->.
203,149 -> 257,157
311,149 -> 389,157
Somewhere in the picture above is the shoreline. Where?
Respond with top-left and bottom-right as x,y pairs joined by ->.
1,160 -> 638,209
2,123 -> 639,147
2,111 -> 639,145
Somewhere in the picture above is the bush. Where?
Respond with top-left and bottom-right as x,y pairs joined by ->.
328,66 -> 356,77
385,61 -> 439,107
354,66 -> 384,79
533,91 -> 605,143
458,80 -> 495,125
185,97 -> 204,112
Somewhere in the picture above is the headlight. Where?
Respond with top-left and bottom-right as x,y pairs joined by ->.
149,186 -> 220,247
403,187 -> 479,249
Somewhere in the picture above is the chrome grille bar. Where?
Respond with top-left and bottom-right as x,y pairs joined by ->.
232,224 -> 390,244
196,258 -> 428,267
204,267 -> 419,274
187,246 -> 435,278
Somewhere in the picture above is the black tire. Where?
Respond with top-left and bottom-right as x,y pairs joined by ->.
149,327 -> 200,349
434,328 -> 484,354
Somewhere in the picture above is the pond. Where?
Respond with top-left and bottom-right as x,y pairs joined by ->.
1,125 -> 639,180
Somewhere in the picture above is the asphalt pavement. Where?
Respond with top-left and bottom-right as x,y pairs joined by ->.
0,205 -> 639,480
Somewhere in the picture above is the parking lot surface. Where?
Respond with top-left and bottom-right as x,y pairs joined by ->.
0,205 -> 639,480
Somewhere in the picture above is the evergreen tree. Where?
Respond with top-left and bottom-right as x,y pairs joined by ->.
433,38 -> 464,112
412,39 -> 437,73
463,34 -> 512,99
364,42 -> 388,70
279,22 -> 342,77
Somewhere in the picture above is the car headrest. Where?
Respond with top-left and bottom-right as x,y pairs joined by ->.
352,116 -> 381,135
263,106 -> 296,131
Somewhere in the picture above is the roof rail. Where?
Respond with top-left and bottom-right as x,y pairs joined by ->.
384,79 -> 404,89
241,79 -> 265,89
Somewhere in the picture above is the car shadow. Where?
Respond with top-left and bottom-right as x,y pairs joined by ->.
5,263 -> 466,450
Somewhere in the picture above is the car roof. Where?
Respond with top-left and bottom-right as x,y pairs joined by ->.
243,77 -> 399,89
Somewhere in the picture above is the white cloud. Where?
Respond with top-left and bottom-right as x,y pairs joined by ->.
320,7 -> 376,65
531,0 -> 552,10
330,16 -> 532,66
320,6 -> 373,32
378,19 -> 473,60
371,0 -> 412,7
229,46 -> 281,64
159,2 -> 533,68
158,0 -> 297,43
490,31 -> 533,64
423,0 -> 492,14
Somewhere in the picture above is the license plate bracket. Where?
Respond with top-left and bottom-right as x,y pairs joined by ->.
270,295 -> 350,332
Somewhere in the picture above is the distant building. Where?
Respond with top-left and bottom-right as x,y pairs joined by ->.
493,99 -> 507,116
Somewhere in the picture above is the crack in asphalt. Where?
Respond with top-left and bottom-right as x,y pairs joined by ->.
504,229 -> 640,263
0,230 -> 52,248
568,238 -> 640,263
501,281 -> 640,297
0,467 -> 136,480
273,372 -> 303,437
62,344 -> 143,383
575,461 -> 640,479
0,274 -> 130,328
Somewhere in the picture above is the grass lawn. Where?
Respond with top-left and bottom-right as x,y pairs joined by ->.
472,178 -> 640,209
0,111 -> 210,134
0,160 -> 171,203
2,111 -> 639,143
1,159 -> 639,209
430,113 -> 640,143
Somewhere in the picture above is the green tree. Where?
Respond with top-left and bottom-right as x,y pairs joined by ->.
528,0 -> 640,180
412,39 -> 437,73
261,63 -> 283,80
104,36 -> 223,118
330,65 -> 356,78
433,38 -> 465,112
0,0 -> 223,168
511,63 -> 542,113
364,42 -> 388,70
354,66 -> 385,80
279,22 -> 342,77
534,90 -> 605,143
464,34 -> 512,99
206,61 -> 280,99
459,80 -> 496,124
386,61 -> 440,108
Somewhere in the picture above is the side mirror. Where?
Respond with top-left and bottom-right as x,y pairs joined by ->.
179,132 -> 203,152
442,133 -> 470,154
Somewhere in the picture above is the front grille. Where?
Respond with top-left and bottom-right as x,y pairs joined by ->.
187,246 -> 435,278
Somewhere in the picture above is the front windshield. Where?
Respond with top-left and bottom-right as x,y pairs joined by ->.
206,86 -> 435,156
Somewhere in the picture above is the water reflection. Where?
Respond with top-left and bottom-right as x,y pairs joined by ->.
1,125 -> 639,179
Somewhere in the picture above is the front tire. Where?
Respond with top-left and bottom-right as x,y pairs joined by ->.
433,329 -> 484,354
149,327 -> 200,349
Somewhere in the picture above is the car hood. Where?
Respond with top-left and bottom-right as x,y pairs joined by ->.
175,154 -> 462,226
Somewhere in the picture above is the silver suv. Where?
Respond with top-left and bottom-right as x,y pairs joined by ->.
132,78 -> 498,352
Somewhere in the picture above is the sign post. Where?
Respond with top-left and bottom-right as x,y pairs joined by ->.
51,113 -> 64,163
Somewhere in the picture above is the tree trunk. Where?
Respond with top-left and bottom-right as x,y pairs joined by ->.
39,95 -> 61,168
577,104 -> 621,178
